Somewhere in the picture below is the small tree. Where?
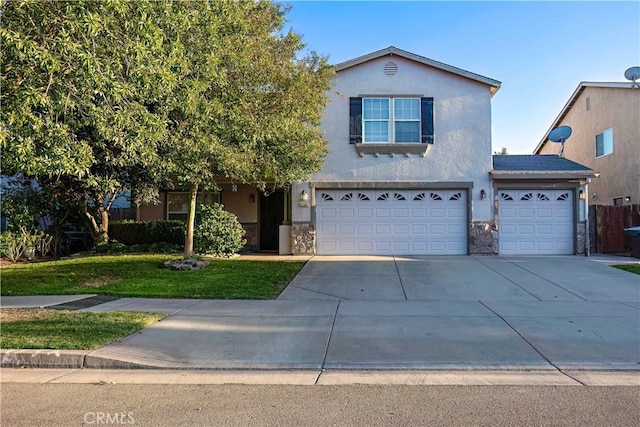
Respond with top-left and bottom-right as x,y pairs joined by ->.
194,204 -> 246,257
153,1 -> 334,256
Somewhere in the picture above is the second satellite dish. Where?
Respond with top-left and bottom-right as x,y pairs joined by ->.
548,125 -> 572,158
624,66 -> 640,88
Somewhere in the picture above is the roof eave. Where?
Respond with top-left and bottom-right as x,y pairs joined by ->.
334,46 -> 501,96
490,170 -> 598,180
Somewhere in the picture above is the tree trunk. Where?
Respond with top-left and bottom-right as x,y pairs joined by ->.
184,182 -> 199,257
98,207 -> 109,245
83,194 -> 111,246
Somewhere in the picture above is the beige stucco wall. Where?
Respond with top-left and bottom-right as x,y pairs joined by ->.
218,184 -> 258,223
138,184 -> 258,223
293,55 -> 496,223
538,87 -> 640,205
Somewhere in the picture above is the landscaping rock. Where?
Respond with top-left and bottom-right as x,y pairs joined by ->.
162,258 -> 210,271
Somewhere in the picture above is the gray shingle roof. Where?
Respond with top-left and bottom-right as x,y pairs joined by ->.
493,155 -> 592,172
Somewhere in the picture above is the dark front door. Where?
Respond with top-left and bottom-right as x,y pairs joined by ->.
259,190 -> 284,251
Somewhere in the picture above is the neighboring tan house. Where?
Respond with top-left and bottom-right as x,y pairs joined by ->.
141,46 -> 597,255
534,82 -> 640,206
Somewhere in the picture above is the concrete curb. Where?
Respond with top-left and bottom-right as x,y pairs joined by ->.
1,367 -> 639,386
1,349 -> 90,369
0,349 -> 169,370
2,349 -> 639,388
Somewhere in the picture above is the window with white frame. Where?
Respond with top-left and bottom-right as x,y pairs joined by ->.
363,97 -> 421,143
595,128 -> 613,157
167,191 -> 220,221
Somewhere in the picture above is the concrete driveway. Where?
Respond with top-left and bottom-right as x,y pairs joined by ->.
62,255 -> 638,372
278,255 -> 640,302
4,255 -> 638,375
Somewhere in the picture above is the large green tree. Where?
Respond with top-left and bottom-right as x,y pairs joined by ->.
152,1 -> 333,256
1,0 -> 169,244
1,0 -> 333,254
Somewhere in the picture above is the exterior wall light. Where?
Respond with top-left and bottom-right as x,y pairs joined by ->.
480,189 -> 486,200
231,184 -> 238,192
579,189 -> 585,200
624,196 -> 631,202
299,190 -> 309,207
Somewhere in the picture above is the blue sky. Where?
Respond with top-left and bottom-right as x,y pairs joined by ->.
283,1 -> 640,154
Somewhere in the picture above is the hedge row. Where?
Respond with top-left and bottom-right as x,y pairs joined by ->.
109,220 -> 185,246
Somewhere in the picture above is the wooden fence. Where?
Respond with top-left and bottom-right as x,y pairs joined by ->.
110,207 -> 136,221
589,204 -> 640,253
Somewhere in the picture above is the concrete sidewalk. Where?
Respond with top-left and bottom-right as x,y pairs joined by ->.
2,367 -> 638,386
1,294 -> 99,309
1,255 -> 639,385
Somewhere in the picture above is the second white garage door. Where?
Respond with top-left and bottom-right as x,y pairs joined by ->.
316,189 -> 467,255
498,189 -> 574,255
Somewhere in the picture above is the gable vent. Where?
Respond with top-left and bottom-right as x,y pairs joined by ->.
383,61 -> 398,75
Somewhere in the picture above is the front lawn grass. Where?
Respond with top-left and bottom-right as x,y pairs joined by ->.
1,254 -> 305,299
0,309 -> 165,349
613,264 -> 640,275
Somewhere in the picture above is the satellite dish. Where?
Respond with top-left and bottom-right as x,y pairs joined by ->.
624,66 -> 640,88
548,125 -> 572,158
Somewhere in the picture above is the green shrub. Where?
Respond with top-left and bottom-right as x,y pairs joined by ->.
92,240 -> 182,254
109,220 -> 185,245
195,204 -> 246,257
93,240 -> 129,254
0,231 -> 54,262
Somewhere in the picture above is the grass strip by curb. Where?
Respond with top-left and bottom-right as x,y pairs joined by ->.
612,264 -> 640,275
0,309 -> 165,350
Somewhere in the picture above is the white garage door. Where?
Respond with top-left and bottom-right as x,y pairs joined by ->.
316,189 -> 467,255
498,190 -> 574,255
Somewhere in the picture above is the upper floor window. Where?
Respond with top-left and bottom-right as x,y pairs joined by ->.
350,97 -> 434,145
595,128 -> 613,157
363,98 -> 421,143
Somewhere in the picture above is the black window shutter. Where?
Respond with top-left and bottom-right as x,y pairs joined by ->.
349,97 -> 362,144
421,97 -> 434,144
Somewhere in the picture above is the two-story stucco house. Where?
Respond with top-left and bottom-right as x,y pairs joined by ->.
290,47 -> 596,256
140,47 -> 596,256
534,82 -> 640,206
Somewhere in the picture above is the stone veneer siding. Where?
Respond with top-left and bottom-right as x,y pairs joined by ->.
292,221 -> 499,255
291,223 -> 315,255
469,221 -> 498,254
576,221 -> 586,254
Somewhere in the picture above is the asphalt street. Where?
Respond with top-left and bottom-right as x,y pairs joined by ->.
2,383 -> 638,426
